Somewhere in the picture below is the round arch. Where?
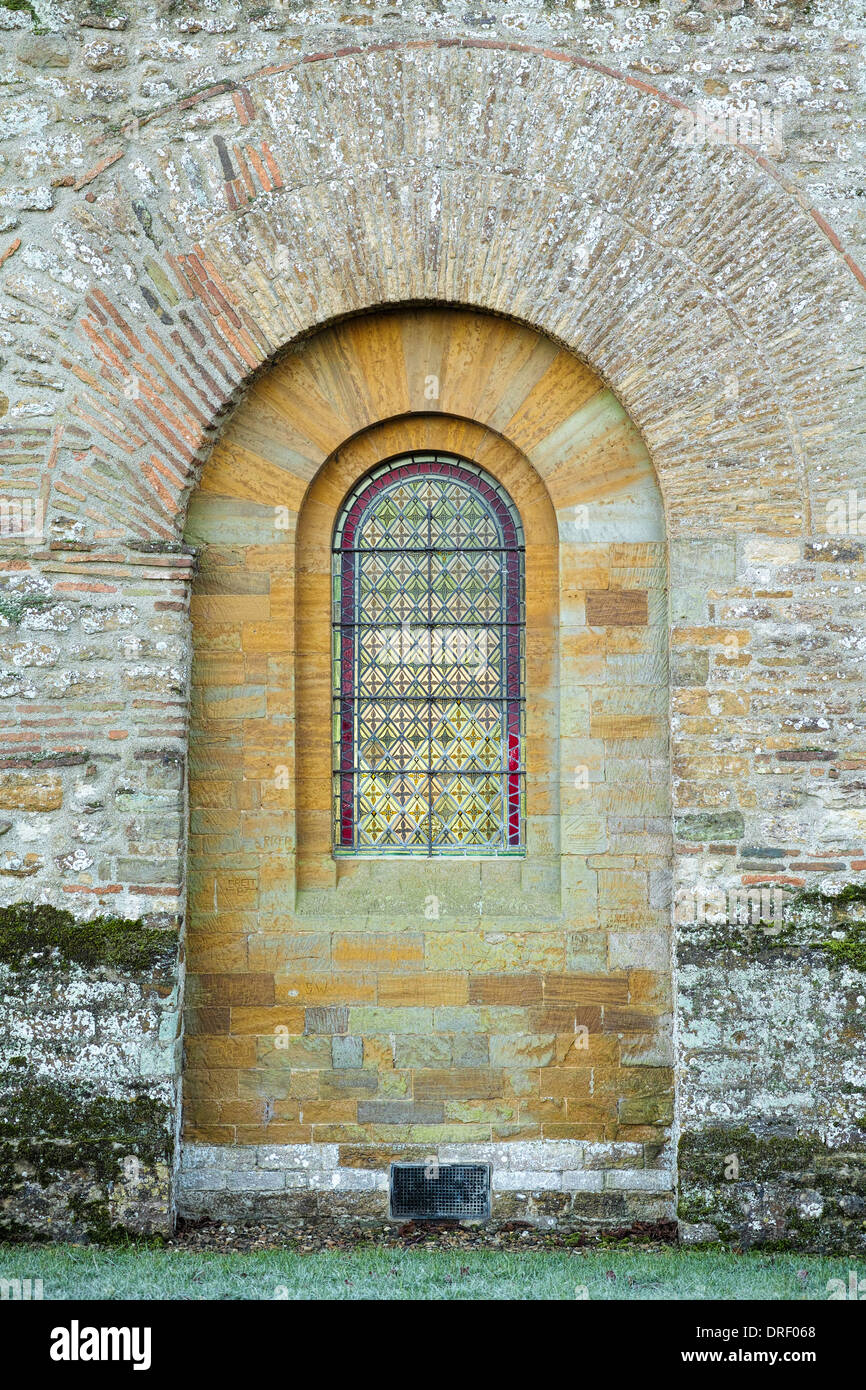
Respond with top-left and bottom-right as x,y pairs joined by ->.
183,306 -> 673,1175
16,41 -> 860,551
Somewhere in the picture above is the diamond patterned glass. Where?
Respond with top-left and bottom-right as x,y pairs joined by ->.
333,453 -> 525,854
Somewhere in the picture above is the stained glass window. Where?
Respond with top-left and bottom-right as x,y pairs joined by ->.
332,453 -> 525,855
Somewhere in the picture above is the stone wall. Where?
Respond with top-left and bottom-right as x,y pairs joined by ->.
0,548 -> 190,1238
0,1 -> 864,1245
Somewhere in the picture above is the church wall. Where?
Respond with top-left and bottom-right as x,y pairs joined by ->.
0,2 -> 864,1246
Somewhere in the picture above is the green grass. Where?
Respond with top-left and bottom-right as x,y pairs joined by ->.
0,1245 -> 858,1300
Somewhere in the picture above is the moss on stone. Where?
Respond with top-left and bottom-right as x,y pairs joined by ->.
826,883 -> 866,905
0,901 -> 178,975
0,1071 -> 174,1245
681,881 -> 866,972
790,880 -> 866,917
794,884 -> 866,972
0,1073 -> 173,1194
678,1125 -> 866,1254
759,1214 -> 829,1255
65,1196 -> 168,1249
0,0 -> 40,26
822,924 -> 866,972
679,1125 -> 815,1184
0,591 -> 51,625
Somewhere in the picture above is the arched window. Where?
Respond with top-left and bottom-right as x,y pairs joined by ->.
332,453 -> 525,855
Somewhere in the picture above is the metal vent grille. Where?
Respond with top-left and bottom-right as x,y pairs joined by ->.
389,1162 -> 491,1220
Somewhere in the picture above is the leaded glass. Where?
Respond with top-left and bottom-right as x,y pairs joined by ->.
332,453 -> 525,855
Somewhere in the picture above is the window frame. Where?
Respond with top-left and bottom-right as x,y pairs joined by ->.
331,451 -> 526,858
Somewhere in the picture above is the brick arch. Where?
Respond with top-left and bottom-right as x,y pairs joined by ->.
24,41 -> 862,549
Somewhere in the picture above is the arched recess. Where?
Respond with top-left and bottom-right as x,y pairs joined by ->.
183,306 -> 672,1167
